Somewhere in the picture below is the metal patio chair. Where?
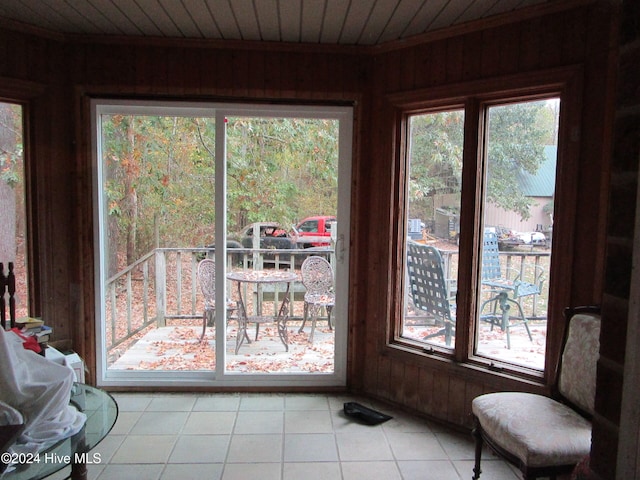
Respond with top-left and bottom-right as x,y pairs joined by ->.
197,259 -> 240,342
406,241 -> 455,346
479,231 -> 544,348
298,256 -> 335,343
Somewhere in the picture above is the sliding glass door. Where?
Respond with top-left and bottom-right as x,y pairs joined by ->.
93,100 -> 351,387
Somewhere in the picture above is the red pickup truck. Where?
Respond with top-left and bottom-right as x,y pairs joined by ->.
293,215 -> 336,247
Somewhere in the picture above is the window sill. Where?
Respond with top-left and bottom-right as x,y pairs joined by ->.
384,341 -> 549,391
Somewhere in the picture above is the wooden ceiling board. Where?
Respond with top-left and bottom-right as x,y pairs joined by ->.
183,0 -> 223,38
254,0 -> 282,42
339,0 -> 376,44
229,0 -> 261,41
455,0 -> 501,24
205,0 -> 242,40
481,0 -> 528,18
83,0 -> 143,36
0,0 -> 563,46
130,0 -> 183,37
278,0 -> 301,43
110,0 -> 164,36
299,0 -> 326,44
356,0 -> 402,45
400,0 -> 449,38
0,1 -> 57,31
30,0 -> 92,32
319,0 -> 350,44
428,0 -> 477,30
158,0 -> 204,37
375,0 -> 426,44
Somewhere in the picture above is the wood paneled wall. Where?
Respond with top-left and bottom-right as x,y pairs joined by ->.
354,1 -> 617,429
0,1 -> 619,439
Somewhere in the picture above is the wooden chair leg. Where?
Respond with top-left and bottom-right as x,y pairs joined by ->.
472,420 -> 483,480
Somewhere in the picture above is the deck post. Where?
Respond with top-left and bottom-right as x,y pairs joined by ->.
155,249 -> 166,327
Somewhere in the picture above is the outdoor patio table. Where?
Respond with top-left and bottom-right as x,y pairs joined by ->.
226,270 -> 298,354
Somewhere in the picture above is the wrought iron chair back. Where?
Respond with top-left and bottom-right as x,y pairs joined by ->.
298,256 -> 335,342
197,259 -> 237,341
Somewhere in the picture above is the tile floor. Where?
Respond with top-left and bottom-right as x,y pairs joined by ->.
50,392 -> 525,480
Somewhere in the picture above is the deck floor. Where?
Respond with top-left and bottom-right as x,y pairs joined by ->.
108,322 -> 336,373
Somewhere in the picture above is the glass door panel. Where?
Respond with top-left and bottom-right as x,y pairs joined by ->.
223,114 -> 341,377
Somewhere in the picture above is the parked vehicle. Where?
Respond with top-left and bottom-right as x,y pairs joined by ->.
204,222 -> 295,266
292,215 -> 336,247
233,222 -> 296,250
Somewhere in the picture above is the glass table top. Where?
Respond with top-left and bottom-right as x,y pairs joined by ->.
4,383 -> 118,480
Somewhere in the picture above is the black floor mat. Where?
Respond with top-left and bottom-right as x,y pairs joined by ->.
343,402 -> 392,425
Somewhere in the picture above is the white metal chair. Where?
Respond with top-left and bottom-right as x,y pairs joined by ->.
471,306 -> 600,480
298,256 -> 335,343
197,259 -> 239,341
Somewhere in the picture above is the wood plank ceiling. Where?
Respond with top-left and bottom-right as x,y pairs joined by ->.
0,0 -> 549,46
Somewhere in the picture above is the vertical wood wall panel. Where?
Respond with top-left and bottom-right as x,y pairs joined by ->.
362,3 -> 616,430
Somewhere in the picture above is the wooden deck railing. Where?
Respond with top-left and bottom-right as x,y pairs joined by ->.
105,247 -> 334,353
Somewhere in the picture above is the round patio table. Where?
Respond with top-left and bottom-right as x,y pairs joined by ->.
227,269 -> 298,354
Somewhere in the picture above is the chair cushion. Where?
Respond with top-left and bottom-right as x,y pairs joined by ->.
472,392 -> 592,468
558,313 -> 600,415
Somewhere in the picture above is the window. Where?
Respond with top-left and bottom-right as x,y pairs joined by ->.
392,70 -> 576,379
402,108 -> 464,351
0,101 -> 29,318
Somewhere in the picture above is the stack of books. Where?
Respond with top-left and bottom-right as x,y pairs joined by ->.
15,317 -> 53,354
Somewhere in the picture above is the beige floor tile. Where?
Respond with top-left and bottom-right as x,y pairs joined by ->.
285,410 -> 333,433
221,462 -> 281,480
283,433 -> 339,462
341,460 -> 402,480
233,411 -> 283,434
168,435 -> 230,463
398,460 -> 462,480
284,394 -> 329,410
110,435 -> 176,464
183,411 -> 237,434
336,431 -> 394,461
160,463 -> 223,480
130,411 -> 188,435
109,411 -> 143,435
239,394 -> 284,411
111,393 -> 153,412
226,434 -> 282,463
193,394 -> 241,412
146,394 -> 196,412
283,461 -> 342,480
453,459 -> 521,479
385,431 -> 449,460
95,463 -> 165,480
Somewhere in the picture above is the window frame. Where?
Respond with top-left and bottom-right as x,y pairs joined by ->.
387,67 -> 583,385
0,80 -> 43,320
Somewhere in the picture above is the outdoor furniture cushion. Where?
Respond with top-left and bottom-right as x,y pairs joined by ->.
472,391 -> 592,468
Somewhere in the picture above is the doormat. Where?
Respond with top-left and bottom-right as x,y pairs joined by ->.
343,402 -> 392,425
